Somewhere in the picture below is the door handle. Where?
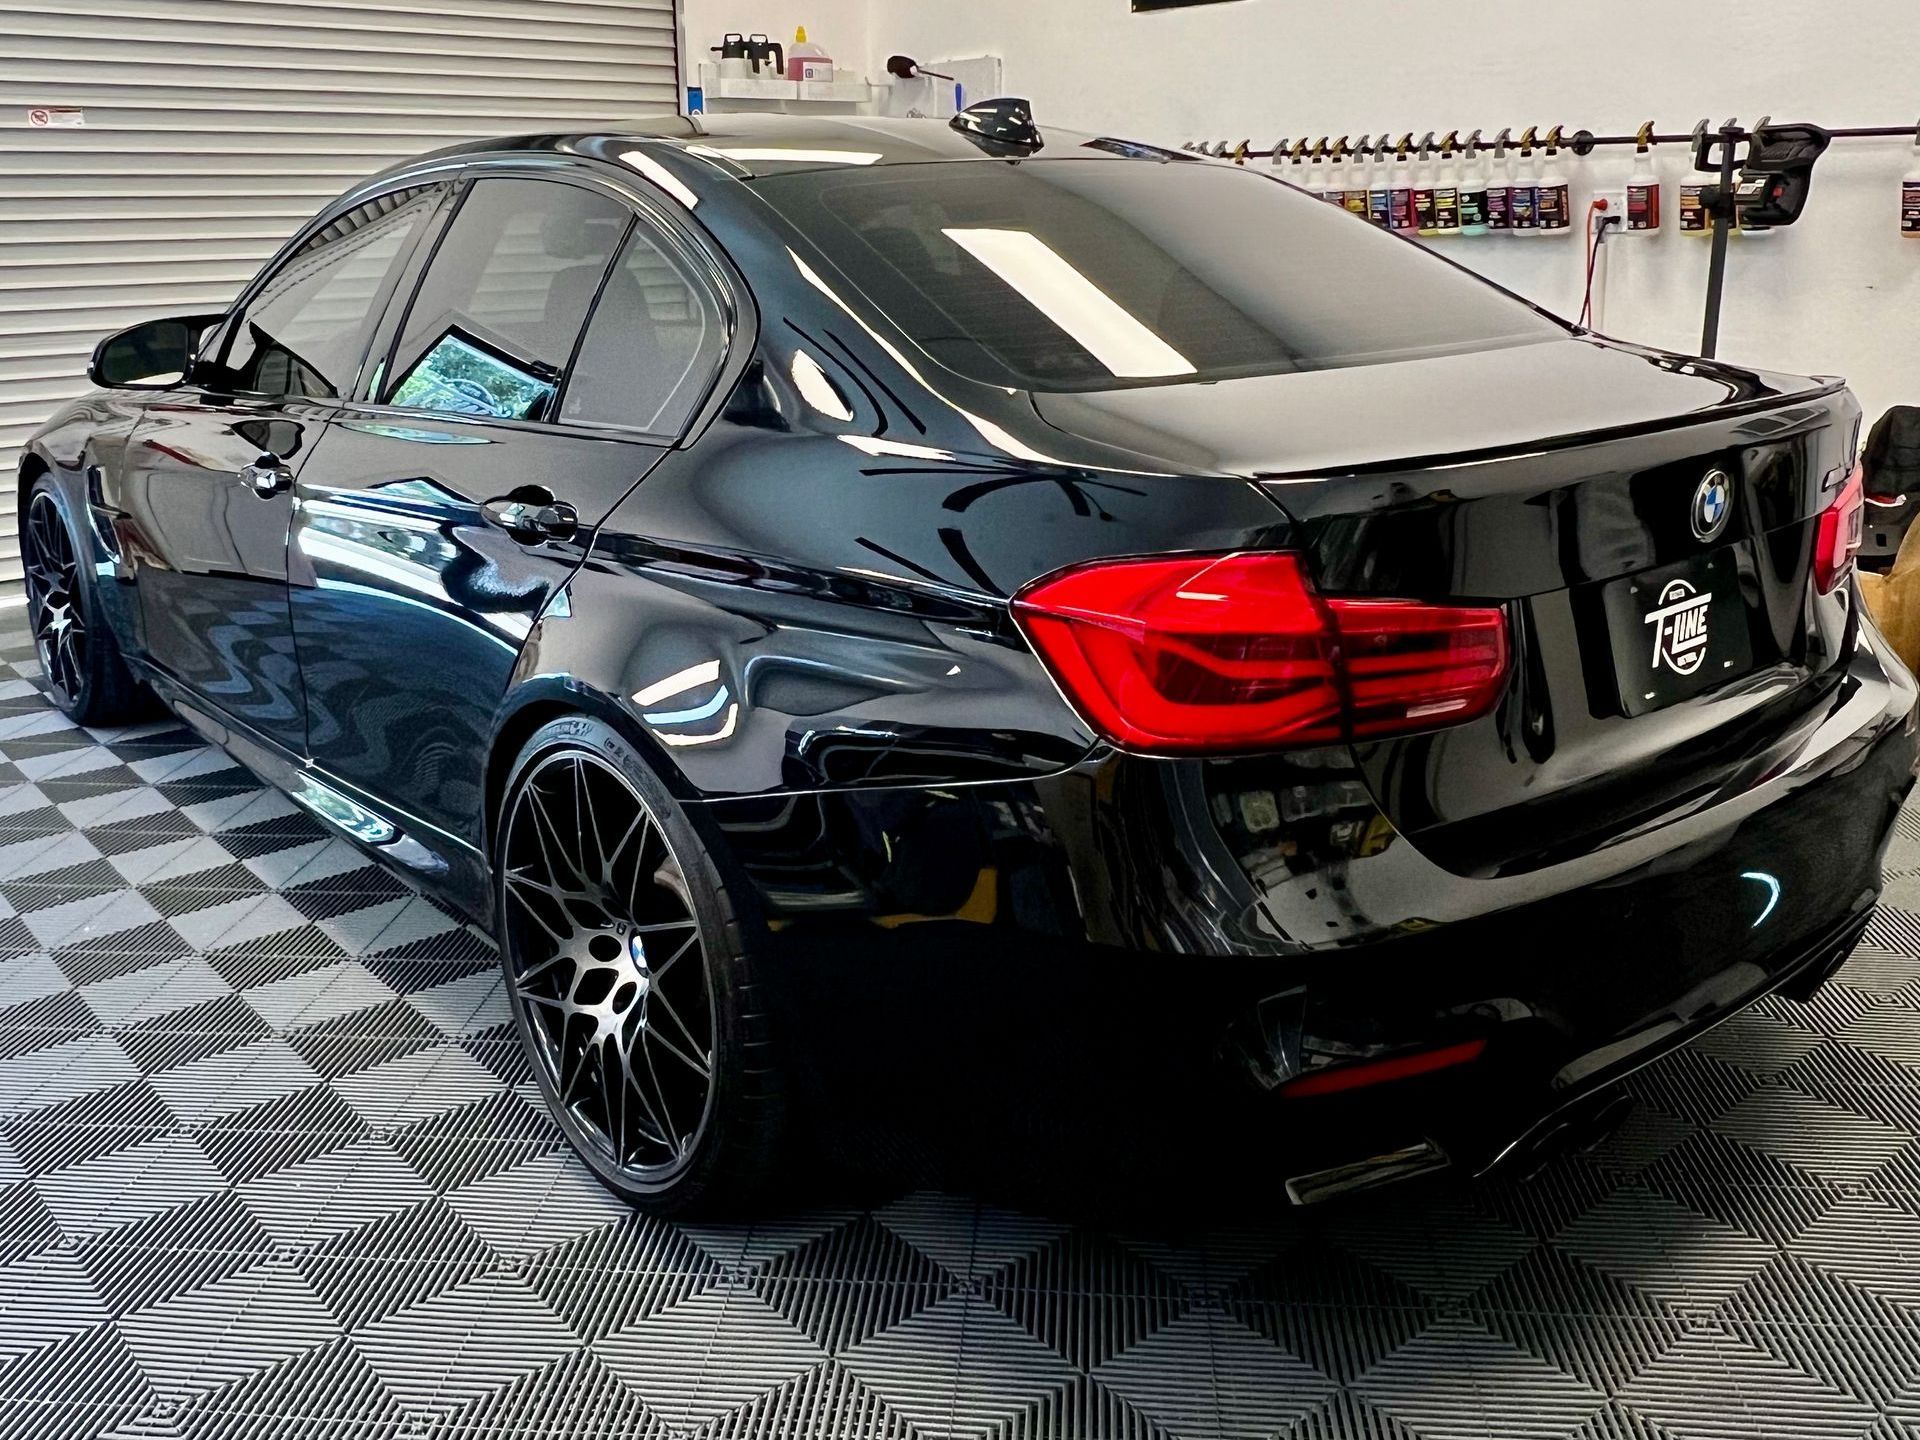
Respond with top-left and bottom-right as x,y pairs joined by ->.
483,487 -> 578,544
239,454 -> 293,498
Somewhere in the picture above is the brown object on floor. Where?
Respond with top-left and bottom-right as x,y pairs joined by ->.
1861,517 -> 1920,676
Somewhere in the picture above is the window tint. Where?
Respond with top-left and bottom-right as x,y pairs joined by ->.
749,161 -> 1563,392
385,178 -> 629,422
222,186 -> 436,399
560,224 -> 723,435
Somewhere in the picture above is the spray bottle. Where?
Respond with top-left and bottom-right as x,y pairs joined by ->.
1906,136 -> 1920,237
1306,138 -> 1331,201
1678,178 -> 1709,234
1342,136 -> 1374,221
1266,135 -> 1290,183
1485,131 -> 1513,232
1388,134 -> 1418,233
1433,131 -> 1462,236
1535,127 -> 1572,235
1678,122 -> 1711,235
1413,133 -> 1439,236
1458,133 -> 1490,235
1508,127 -> 1540,234
1326,137 -> 1354,208
1367,136 -> 1394,227
1284,139 -> 1312,195
1624,123 -> 1661,233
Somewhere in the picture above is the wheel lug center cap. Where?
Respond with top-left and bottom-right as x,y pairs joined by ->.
628,934 -> 651,992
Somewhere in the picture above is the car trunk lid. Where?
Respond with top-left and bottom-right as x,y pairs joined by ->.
1030,338 -> 1863,876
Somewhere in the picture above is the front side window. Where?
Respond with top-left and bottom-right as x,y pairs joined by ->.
749,160 -> 1563,392
384,178 -> 630,422
560,224 -> 724,436
221,185 -> 438,400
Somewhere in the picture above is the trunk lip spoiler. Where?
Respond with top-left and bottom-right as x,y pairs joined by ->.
1248,377 -> 1850,485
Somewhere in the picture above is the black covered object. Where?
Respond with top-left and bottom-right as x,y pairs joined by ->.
1865,405 -> 1920,501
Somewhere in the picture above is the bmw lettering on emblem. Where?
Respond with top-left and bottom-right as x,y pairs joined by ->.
1692,469 -> 1732,542
1645,578 -> 1713,675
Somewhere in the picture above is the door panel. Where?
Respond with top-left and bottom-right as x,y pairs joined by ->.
123,182 -> 444,747
290,415 -> 668,845
288,170 -> 730,850
121,398 -> 318,747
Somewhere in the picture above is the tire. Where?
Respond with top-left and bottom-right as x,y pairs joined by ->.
494,715 -> 783,1214
21,478 -> 143,726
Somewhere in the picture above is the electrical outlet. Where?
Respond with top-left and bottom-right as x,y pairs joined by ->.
1593,188 -> 1629,228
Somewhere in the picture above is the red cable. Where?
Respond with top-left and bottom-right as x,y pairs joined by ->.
1578,199 -> 1606,328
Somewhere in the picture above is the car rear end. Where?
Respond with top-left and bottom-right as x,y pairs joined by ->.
739,140 -> 1919,1197
1013,363 -> 1916,1197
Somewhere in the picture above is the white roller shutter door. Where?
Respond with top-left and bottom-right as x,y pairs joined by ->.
0,0 -> 681,600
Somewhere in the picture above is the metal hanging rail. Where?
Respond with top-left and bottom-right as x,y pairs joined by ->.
1185,118 -> 1920,360
1186,119 -> 1920,161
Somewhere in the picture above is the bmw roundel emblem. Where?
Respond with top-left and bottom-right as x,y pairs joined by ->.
1691,469 -> 1732,542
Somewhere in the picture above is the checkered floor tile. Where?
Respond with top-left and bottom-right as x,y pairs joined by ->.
4,620 -> 1920,1440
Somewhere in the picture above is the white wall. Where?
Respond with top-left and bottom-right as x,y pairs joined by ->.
835,0 -> 1920,423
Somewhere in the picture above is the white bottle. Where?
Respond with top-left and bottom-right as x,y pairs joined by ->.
1535,141 -> 1571,235
1280,143 -> 1302,186
1679,179 -> 1710,235
1342,143 -> 1373,220
1459,144 -> 1490,235
1324,148 -> 1351,206
1486,143 -> 1513,232
1626,142 -> 1661,233
1433,142 -> 1462,236
1304,147 -> 1328,199
1413,142 -> 1439,236
1509,142 -> 1540,235
1367,143 -> 1393,227
1388,143 -> 1417,233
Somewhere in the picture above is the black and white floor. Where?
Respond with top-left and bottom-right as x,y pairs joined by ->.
5,615 -> 1920,1440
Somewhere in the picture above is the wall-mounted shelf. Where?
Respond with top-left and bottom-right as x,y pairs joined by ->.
696,66 -> 879,111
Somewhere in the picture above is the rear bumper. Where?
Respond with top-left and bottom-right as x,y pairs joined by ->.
1271,899 -> 1882,1203
1248,623 -> 1917,1192
703,624 -> 1918,1199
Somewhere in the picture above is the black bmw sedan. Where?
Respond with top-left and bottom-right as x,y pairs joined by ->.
21,107 -> 1917,1212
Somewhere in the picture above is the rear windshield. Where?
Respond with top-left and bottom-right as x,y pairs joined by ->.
750,158 -> 1562,392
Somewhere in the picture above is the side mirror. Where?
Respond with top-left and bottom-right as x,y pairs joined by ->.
88,314 -> 223,390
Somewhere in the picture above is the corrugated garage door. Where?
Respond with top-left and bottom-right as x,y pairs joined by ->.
0,0 -> 681,602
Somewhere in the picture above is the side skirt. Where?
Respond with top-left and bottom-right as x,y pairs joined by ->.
139,667 -> 494,925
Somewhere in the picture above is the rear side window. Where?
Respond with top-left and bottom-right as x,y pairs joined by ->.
384,178 -> 629,422
221,185 -> 437,400
750,160 -> 1562,392
560,224 -> 724,436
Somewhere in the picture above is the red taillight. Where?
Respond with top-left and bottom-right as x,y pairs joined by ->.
1814,464 -> 1865,596
1011,551 -> 1509,754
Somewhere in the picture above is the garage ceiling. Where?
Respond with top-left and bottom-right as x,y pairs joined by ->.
0,0 -> 682,601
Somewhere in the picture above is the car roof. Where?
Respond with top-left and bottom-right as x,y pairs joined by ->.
390,111 -> 1191,184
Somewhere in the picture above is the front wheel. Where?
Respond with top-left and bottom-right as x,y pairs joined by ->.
22,479 -> 142,725
494,717 -> 783,1214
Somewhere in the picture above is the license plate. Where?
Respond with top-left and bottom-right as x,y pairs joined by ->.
1602,549 -> 1754,717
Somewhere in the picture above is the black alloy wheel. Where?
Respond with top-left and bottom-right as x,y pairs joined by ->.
24,488 -> 89,708
498,728 -> 756,1203
21,481 -> 140,725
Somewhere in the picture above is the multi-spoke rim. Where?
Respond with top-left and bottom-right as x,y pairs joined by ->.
23,491 -> 87,707
499,749 -> 716,1183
